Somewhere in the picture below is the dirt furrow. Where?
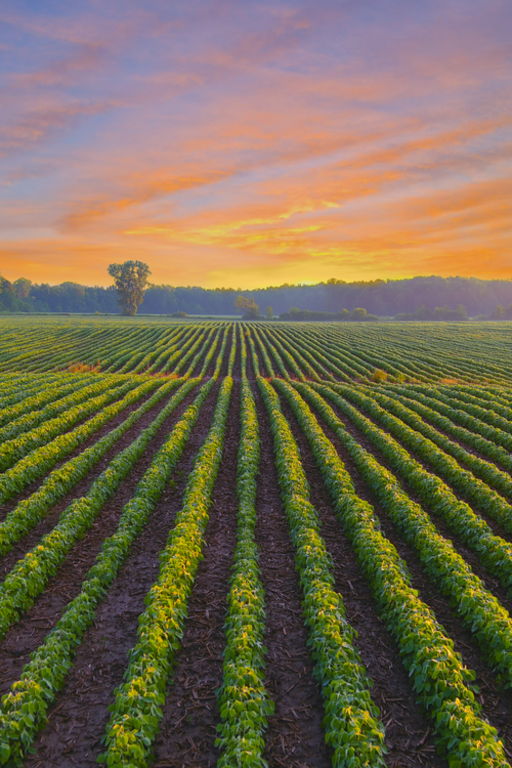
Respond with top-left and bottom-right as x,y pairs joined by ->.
152,380 -> 240,766
253,382 -> 332,768
332,394 -> 512,606
0,381 -> 200,579
19,381 -> 221,768
0,380 -> 168,523
0,380 -> 213,702
312,391 -> 512,761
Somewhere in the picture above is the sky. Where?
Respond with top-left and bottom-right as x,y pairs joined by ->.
0,0 -> 511,289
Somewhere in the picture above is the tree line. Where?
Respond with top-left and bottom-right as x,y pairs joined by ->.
3,272 -> 512,318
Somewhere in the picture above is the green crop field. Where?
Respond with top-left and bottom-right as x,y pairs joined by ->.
1,317 -> 512,767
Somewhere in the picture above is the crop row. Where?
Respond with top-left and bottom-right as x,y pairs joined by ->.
259,374 -> 387,767
276,379 -> 508,766
0,376 -> 132,472
0,375 -> 218,765
0,376 -> 200,643
0,323 -> 231,644
0,373 -> 93,430
326,385 -> 512,586
99,375 -> 232,765
0,323 -> 224,508
305,384 -> 512,689
0,376 -> 179,557
2,319 -> 512,382
0,375 -> 48,408
400,385 -> 512,438
216,333 -> 273,767
0,327 -> 231,764
0,379 -> 145,504
373,385 -> 512,478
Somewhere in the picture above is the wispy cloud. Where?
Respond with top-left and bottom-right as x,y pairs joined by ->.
3,44 -> 107,91
0,101 -> 119,157
0,0 -> 510,287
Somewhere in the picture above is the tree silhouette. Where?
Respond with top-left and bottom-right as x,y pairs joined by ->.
107,261 -> 151,315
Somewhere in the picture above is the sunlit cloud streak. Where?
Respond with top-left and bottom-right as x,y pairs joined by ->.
0,0 -> 511,288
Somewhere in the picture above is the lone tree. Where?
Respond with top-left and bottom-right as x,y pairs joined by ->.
235,295 -> 260,319
107,261 -> 151,315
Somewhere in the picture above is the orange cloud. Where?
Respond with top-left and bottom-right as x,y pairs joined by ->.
61,170 -> 231,229
1,1 -> 511,288
0,101 -> 119,157
3,44 -> 106,91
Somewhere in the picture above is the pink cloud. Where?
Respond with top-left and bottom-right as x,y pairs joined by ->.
0,0 -> 510,287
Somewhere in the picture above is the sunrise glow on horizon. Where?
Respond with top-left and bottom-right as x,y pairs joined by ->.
0,0 -> 511,289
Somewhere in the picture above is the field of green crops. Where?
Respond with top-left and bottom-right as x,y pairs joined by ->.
1,317 -> 512,767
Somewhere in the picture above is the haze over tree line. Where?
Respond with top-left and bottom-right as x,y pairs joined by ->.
2,274 -> 512,318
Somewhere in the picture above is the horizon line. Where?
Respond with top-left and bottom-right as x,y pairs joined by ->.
4,273 -> 512,292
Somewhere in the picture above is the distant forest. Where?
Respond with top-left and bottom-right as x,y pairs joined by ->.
2,275 -> 512,318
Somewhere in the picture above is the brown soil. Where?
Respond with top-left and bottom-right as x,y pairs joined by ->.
19,381 -> 220,768
312,389 -> 512,761
0,380 -> 211,701
152,380 -> 240,766
253,382 -> 332,768
0,381 -> 199,578
231,327 -> 242,381
278,390 -> 448,767
0,381 -> 165,522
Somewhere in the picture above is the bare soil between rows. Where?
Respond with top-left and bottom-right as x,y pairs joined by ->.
277,388 -> 448,768
314,385 -> 512,760
0,380 -> 172,522
20,381 -> 221,768
0,380 -> 213,701
4,364 -> 512,766
152,379 -> 240,766
254,382 -> 332,768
